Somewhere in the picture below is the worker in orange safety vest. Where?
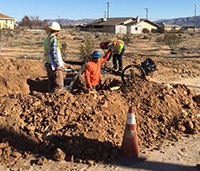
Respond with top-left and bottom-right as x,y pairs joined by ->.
85,50 -> 111,90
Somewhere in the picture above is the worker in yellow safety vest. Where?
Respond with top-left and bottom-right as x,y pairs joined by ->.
100,39 -> 126,72
44,21 -> 64,93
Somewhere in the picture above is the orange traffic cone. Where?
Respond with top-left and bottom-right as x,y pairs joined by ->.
118,106 -> 146,165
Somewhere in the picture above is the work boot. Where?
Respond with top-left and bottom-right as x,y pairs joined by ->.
117,69 -> 123,73
53,88 -> 63,93
112,65 -> 117,71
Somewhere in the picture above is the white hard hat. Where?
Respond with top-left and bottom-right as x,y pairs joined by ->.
45,22 -> 61,31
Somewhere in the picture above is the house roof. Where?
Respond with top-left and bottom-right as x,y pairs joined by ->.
0,13 -> 14,20
125,19 -> 160,28
86,17 -> 160,28
87,17 -> 133,26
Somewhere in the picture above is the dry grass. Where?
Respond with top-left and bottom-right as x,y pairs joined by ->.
1,28 -> 200,60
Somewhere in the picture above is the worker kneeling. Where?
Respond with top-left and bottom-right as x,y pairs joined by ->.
85,50 -> 111,91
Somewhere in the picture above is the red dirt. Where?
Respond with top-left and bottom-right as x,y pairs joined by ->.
0,57 -> 199,167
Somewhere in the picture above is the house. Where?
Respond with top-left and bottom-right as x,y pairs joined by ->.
164,24 -> 181,32
0,13 -> 15,29
85,17 -> 133,34
81,17 -> 160,34
126,17 -> 160,34
182,26 -> 200,32
157,23 -> 181,32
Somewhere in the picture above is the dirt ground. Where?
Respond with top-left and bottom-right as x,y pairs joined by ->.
0,29 -> 199,171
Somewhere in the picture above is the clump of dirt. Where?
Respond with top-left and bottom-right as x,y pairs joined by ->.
53,148 -> 66,161
193,95 -> 200,104
0,79 -> 199,167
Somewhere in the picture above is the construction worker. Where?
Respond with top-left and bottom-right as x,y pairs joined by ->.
100,39 -> 126,72
85,50 -> 111,90
44,22 -> 64,93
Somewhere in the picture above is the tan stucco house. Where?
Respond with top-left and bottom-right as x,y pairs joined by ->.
126,17 -> 159,34
0,13 -> 15,29
83,17 -> 133,34
80,17 -> 160,34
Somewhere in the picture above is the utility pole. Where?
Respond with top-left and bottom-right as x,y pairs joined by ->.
57,15 -> 60,24
145,8 -> 149,20
194,4 -> 198,31
107,2 -> 110,18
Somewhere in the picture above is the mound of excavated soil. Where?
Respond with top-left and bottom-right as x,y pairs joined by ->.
0,57 -> 46,96
0,79 -> 199,166
0,56 -> 199,167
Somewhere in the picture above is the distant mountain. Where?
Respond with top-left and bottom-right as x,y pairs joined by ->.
46,19 -> 94,26
155,16 -> 200,27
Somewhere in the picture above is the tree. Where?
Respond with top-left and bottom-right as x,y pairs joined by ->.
20,15 -> 42,28
20,16 -> 32,27
30,16 -> 42,27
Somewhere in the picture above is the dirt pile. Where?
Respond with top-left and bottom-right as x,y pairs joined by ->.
0,79 -> 199,166
0,57 -> 46,96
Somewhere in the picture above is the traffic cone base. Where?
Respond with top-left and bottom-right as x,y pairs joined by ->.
117,153 -> 147,165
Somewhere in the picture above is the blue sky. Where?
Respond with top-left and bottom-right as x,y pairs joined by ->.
1,0 -> 200,21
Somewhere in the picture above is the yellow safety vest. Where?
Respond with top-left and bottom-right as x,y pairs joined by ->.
44,34 -> 61,63
108,39 -> 125,54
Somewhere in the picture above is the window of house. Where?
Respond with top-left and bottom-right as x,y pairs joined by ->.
10,20 -> 12,24
5,20 -> 8,24
135,27 -> 138,31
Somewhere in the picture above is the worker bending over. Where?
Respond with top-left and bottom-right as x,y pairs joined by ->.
85,50 -> 111,90
100,39 -> 126,72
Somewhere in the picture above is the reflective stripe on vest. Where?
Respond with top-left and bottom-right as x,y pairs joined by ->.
108,39 -> 125,54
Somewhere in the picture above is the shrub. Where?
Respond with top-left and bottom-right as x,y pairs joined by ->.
0,29 -> 14,51
156,33 -> 183,50
143,35 -> 149,39
155,36 -> 163,43
122,34 -> 134,45
60,42 -> 70,58
157,27 -> 165,33
13,27 -> 24,38
79,38 -> 95,61
73,36 -> 83,40
142,28 -> 150,33
151,28 -> 157,33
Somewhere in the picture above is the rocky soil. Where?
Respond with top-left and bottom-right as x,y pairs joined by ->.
0,57 -> 199,169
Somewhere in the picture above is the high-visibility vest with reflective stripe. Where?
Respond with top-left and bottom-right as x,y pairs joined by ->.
44,34 -> 61,63
107,39 -> 125,54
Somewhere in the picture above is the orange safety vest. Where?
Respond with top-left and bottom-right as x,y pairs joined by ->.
85,51 -> 110,86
